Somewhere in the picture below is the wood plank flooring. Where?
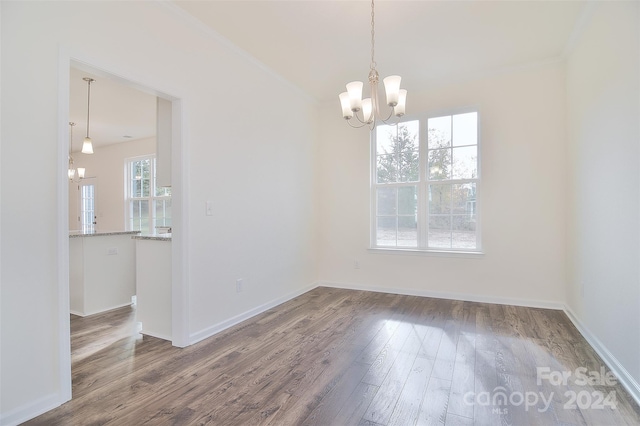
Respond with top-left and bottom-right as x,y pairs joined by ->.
25,287 -> 640,425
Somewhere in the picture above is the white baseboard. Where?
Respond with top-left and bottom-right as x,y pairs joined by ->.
69,302 -> 133,318
140,329 -> 172,342
563,306 -> 640,407
189,283 -> 318,345
0,392 -> 64,426
318,281 -> 565,310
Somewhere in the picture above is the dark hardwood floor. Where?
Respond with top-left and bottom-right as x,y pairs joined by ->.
25,287 -> 640,425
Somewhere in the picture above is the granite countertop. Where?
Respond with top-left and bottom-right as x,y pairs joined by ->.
69,230 -> 141,238
132,233 -> 172,241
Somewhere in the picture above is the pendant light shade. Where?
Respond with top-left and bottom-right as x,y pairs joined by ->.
82,137 -> 94,154
82,77 -> 95,154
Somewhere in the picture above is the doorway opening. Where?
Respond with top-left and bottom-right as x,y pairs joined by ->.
58,56 -> 189,404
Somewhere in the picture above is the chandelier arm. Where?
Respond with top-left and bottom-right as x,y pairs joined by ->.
346,118 -> 371,129
350,109 -> 370,126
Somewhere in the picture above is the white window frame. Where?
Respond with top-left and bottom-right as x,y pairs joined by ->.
125,155 -> 171,234
370,109 -> 482,254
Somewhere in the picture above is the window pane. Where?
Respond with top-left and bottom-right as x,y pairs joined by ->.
376,124 -> 396,154
398,149 -> 419,182
428,215 -> 451,248
154,199 -> 172,227
377,188 -> 397,215
398,120 -> 419,149
398,216 -> 417,247
133,159 -> 152,197
452,215 -> 476,249
453,112 -> 477,147
452,183 -> 476,215
131,200 -> 149,232
156,185 -> 172,197
428,148 -> 451,180
398,186 -> 417,215
377,217 -> 397,246
142,178 -> 151,197
452,146 -> 477,179
132,178 -> 141,197
429,184 -> 451,214
428,116 -> 451,148
377,154 -> 397,183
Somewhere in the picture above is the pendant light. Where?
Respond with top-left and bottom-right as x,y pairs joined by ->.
68,122 -> 86,181
82,77 -> 95,154
338,0 -> 407,130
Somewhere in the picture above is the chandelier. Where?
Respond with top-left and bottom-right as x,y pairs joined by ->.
68,122 -> 86,181
338,0 -> 407,129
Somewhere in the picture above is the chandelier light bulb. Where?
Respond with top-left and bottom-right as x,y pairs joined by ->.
362,98 -> 373,123
394,89 -> 407,117
383,75 -> 402,107
339,92 -> 353,119
346,81 -> 364,112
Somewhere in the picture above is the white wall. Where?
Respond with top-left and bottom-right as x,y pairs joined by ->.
0,1 -> 318,422
69,137 -> 156,231
566,1 -> 640,386
318,61 -> 567,306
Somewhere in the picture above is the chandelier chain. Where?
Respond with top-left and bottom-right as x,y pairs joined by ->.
370,0 -> 376,71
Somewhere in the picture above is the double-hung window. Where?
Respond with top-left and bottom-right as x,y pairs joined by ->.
372,110 -> 480,252
126,156 -> 171,234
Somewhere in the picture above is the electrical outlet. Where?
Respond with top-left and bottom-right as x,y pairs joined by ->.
354,260 -> 360,269
236,278 -> 243,293
107,247 -> 118,255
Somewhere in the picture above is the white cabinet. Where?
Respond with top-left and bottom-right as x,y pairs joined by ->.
135,238 -> 172,340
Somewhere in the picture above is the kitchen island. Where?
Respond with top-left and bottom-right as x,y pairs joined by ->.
69,230 -> 140,316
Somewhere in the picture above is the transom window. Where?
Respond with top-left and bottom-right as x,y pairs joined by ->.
371,111 -> 480,252
126,156 -> 171,234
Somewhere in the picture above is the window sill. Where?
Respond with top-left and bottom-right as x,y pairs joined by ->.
367,247 -> 484,258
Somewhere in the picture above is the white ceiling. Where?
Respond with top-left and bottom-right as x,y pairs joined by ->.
69,1 -> 587,151
174,0 -> 587,102
69,67 -> 157,153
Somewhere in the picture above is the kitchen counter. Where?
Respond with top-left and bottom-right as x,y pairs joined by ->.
132,233 -> 172,241
70,230 -> 141,238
